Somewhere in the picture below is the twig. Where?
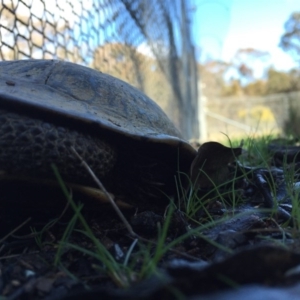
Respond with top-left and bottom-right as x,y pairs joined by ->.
70,147 -> 200,261
70,147 -> 136,237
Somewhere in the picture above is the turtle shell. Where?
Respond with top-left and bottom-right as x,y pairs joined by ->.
0,60 -> 196,206
0,60 -> 181,140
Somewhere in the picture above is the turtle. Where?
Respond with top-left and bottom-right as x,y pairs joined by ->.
0,59 -> 196,208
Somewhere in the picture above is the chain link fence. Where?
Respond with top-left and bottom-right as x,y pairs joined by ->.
202,91 -> 300,141
0,0 -> 199,139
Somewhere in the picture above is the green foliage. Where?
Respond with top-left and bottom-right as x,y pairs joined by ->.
198,61 -> 229,97
243,80 -> 266,96
279,11 -> 300,62
283,105 -> 300,138
219,68 -> 300,97
222,79 -> 244,96
266,68 -> 300,94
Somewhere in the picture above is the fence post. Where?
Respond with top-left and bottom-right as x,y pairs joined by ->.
198,81 -> 207,142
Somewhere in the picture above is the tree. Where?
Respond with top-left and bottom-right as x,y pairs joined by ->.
222,79 -> 244,96
198,60 -> 229,97
266,68 -> 300,94
229,48 -> 270,84
279,12 -> 300,63
243,80 -> 266,96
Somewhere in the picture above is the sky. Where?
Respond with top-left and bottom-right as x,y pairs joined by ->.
192,0 -> 300,77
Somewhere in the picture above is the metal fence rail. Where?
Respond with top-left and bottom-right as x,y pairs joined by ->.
0,0 -> 199,139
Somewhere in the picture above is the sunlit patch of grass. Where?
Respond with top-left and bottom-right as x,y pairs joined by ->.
183,133 -> 300,234
231,133 -> 300,231
228,133 -> 277,167
278,150 -> 300,232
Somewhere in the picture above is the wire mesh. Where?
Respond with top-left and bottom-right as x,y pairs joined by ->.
0,0 -> 199,138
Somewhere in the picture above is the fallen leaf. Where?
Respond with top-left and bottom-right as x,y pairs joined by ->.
190,142 -> 242,189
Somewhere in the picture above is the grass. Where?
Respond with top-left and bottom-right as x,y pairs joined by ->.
48,165 -> 233,291
26,133 -> 300,295
232,134 -> 300,230
52,165 -> 136,287
185,133 -> 300,228
51,163 -> 190,288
